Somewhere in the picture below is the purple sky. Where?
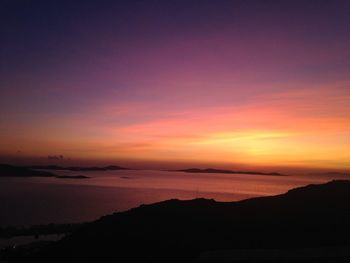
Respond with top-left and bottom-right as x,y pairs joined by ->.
1,1 -> 350,170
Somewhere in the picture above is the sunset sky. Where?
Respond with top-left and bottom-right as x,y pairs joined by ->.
1,1 -> 350,170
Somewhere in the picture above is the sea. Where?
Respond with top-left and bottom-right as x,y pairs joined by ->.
1,169 -> 349,226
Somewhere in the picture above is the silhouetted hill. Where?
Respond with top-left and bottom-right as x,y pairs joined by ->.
0,164 -> 56,177
4,180 -> 350,262
26,165 -> 128,171
176,168 -> 284,176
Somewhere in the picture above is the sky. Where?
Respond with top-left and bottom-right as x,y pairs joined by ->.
1,0 -> 350,170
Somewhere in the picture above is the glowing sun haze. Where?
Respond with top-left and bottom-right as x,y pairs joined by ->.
1,1 -> 350,170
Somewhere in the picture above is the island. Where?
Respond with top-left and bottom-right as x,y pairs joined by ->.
25,165 -> 128,171
2,180 -> 350,262
0,164 -> 56,177
311,172 -> 350,177
0,164 -> 90,179
55,175 -> 90,179
174,168 -> 285,176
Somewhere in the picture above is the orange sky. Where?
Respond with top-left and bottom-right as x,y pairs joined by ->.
2,83 -> 349,170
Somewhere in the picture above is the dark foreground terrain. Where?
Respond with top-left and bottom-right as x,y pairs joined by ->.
2,180 -> 350,262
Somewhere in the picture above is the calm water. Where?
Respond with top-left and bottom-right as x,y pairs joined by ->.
0,170 -> 348,226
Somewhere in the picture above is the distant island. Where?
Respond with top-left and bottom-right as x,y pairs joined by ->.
311,172 -> 350,177
0,164 -> 56,177
2,180 -> 350,262
55,175 -> 90,179
174,168 -> 285,176
0,164 -> 90,179
25,165 -> 128,171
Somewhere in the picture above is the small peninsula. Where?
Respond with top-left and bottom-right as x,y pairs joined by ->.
175,168 -> 285,176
